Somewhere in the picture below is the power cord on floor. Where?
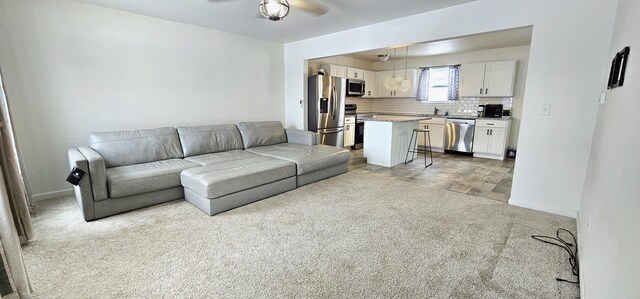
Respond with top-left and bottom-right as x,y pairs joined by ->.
531,228 -> 579,284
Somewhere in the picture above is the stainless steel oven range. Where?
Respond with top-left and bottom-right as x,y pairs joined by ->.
353,115 -> 365,150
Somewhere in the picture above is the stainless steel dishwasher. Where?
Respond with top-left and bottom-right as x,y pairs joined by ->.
444,118 -> 476,154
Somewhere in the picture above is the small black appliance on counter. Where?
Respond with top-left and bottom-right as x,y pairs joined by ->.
345,104 -> 357,116
477,105 -> 485,117
484,104 -> 503,118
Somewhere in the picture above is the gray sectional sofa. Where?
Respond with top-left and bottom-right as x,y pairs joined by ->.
68,121 -> 350,221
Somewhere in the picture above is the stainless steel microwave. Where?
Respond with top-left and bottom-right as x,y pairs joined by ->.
346,79 -> 365,96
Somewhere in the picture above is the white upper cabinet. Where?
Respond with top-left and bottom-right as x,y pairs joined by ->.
363,70 -> 377,98
347,67 -> 364,79
394,69 -> 418,98
483,61 -> 517,97
459,60 -> 516,97
376,69 -> 418,98
322,64 -> 347,78
318,64 -> 418,98
376,70 -> 396,98
459,63 -> 487,97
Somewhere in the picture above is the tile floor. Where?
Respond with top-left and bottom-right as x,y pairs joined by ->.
348,149 -> 515,203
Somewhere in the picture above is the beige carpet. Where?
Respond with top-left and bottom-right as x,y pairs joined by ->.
23,170 -> 579,298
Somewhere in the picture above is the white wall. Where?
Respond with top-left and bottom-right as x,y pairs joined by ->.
578,0 -> 640,297
0,0 -> 284,199
284,0 -> 617,217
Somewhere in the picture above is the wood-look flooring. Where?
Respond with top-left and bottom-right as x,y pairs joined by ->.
348,149 -> 515,203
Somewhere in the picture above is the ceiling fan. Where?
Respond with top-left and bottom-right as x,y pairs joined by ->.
207,0 -> 329,21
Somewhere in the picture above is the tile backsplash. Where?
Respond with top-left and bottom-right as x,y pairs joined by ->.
346,97 -> 512,116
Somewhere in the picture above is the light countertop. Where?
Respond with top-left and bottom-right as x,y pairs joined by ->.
357,112 -> 511,121
361,115 -> 432,122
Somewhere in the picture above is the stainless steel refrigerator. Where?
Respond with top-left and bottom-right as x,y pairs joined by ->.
308,75 -> 346,147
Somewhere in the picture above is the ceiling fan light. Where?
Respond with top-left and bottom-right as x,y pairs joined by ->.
377,54 -> 390,62
259,0 -> 290,21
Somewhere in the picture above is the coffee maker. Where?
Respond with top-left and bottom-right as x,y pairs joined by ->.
477,105 -> 486,117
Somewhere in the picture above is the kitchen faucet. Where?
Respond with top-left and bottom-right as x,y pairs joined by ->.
434,107 -> 440,115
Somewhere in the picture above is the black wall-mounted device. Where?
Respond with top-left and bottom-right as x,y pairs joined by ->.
66,167 -> 86,186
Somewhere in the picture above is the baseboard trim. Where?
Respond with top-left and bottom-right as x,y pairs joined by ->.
576,212 -> 586,299
508,197 -> 578,218
32,189 -> 74,202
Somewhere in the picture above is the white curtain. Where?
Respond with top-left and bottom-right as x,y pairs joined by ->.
0,171 -> 31,298
0,69 -> 32,245
0,69 -> 31,299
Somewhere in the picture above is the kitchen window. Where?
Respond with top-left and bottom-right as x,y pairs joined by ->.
416,65 -> 460,102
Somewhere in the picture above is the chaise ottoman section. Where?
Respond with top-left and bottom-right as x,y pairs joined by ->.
180,156 -> 296,216
246,143 -> 350,186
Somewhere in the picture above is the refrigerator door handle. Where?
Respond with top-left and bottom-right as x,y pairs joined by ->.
332,86 -> 337,120
318,128 -> 344,134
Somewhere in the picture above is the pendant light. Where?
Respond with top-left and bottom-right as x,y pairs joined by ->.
385,48 -> 402,91
400,46 -> 411,92
259,0 -> 290,21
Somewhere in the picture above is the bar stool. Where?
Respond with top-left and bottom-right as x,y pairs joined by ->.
404,128 -> 433,168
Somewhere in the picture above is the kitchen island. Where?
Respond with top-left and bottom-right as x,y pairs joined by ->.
362,115 -> 431,167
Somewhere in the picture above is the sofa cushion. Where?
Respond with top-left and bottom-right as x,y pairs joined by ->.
107,159 -> 199,198
236,121 -> 287,149
181,155 -> 295,199
89,127 -> 183,168
184,149 -> 262,166
246,143 -> 350,175
177,124 -> 244,157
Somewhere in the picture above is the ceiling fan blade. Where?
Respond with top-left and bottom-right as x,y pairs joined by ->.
289,0 -> 328,16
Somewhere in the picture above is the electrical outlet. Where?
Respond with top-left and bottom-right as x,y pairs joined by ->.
599,92 -> 607,104
540,104 -> 551,116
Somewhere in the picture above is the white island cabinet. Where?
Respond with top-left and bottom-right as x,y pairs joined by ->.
363,116 -> 430,167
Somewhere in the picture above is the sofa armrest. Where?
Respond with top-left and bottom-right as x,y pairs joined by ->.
67,148 -> 96,221
77,147 -> 108,201
286,129 -> 317,146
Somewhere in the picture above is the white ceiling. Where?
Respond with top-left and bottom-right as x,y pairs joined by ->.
346,27 -> 533,62
71,0 -> 476,43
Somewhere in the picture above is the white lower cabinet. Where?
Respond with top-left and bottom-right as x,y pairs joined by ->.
344,117 -> 356,147
417,117 -> 445,152
473,119 -> 511,160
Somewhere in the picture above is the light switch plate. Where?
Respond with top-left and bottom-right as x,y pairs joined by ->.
599,92 -> 606,104
540,103 -> 551,116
